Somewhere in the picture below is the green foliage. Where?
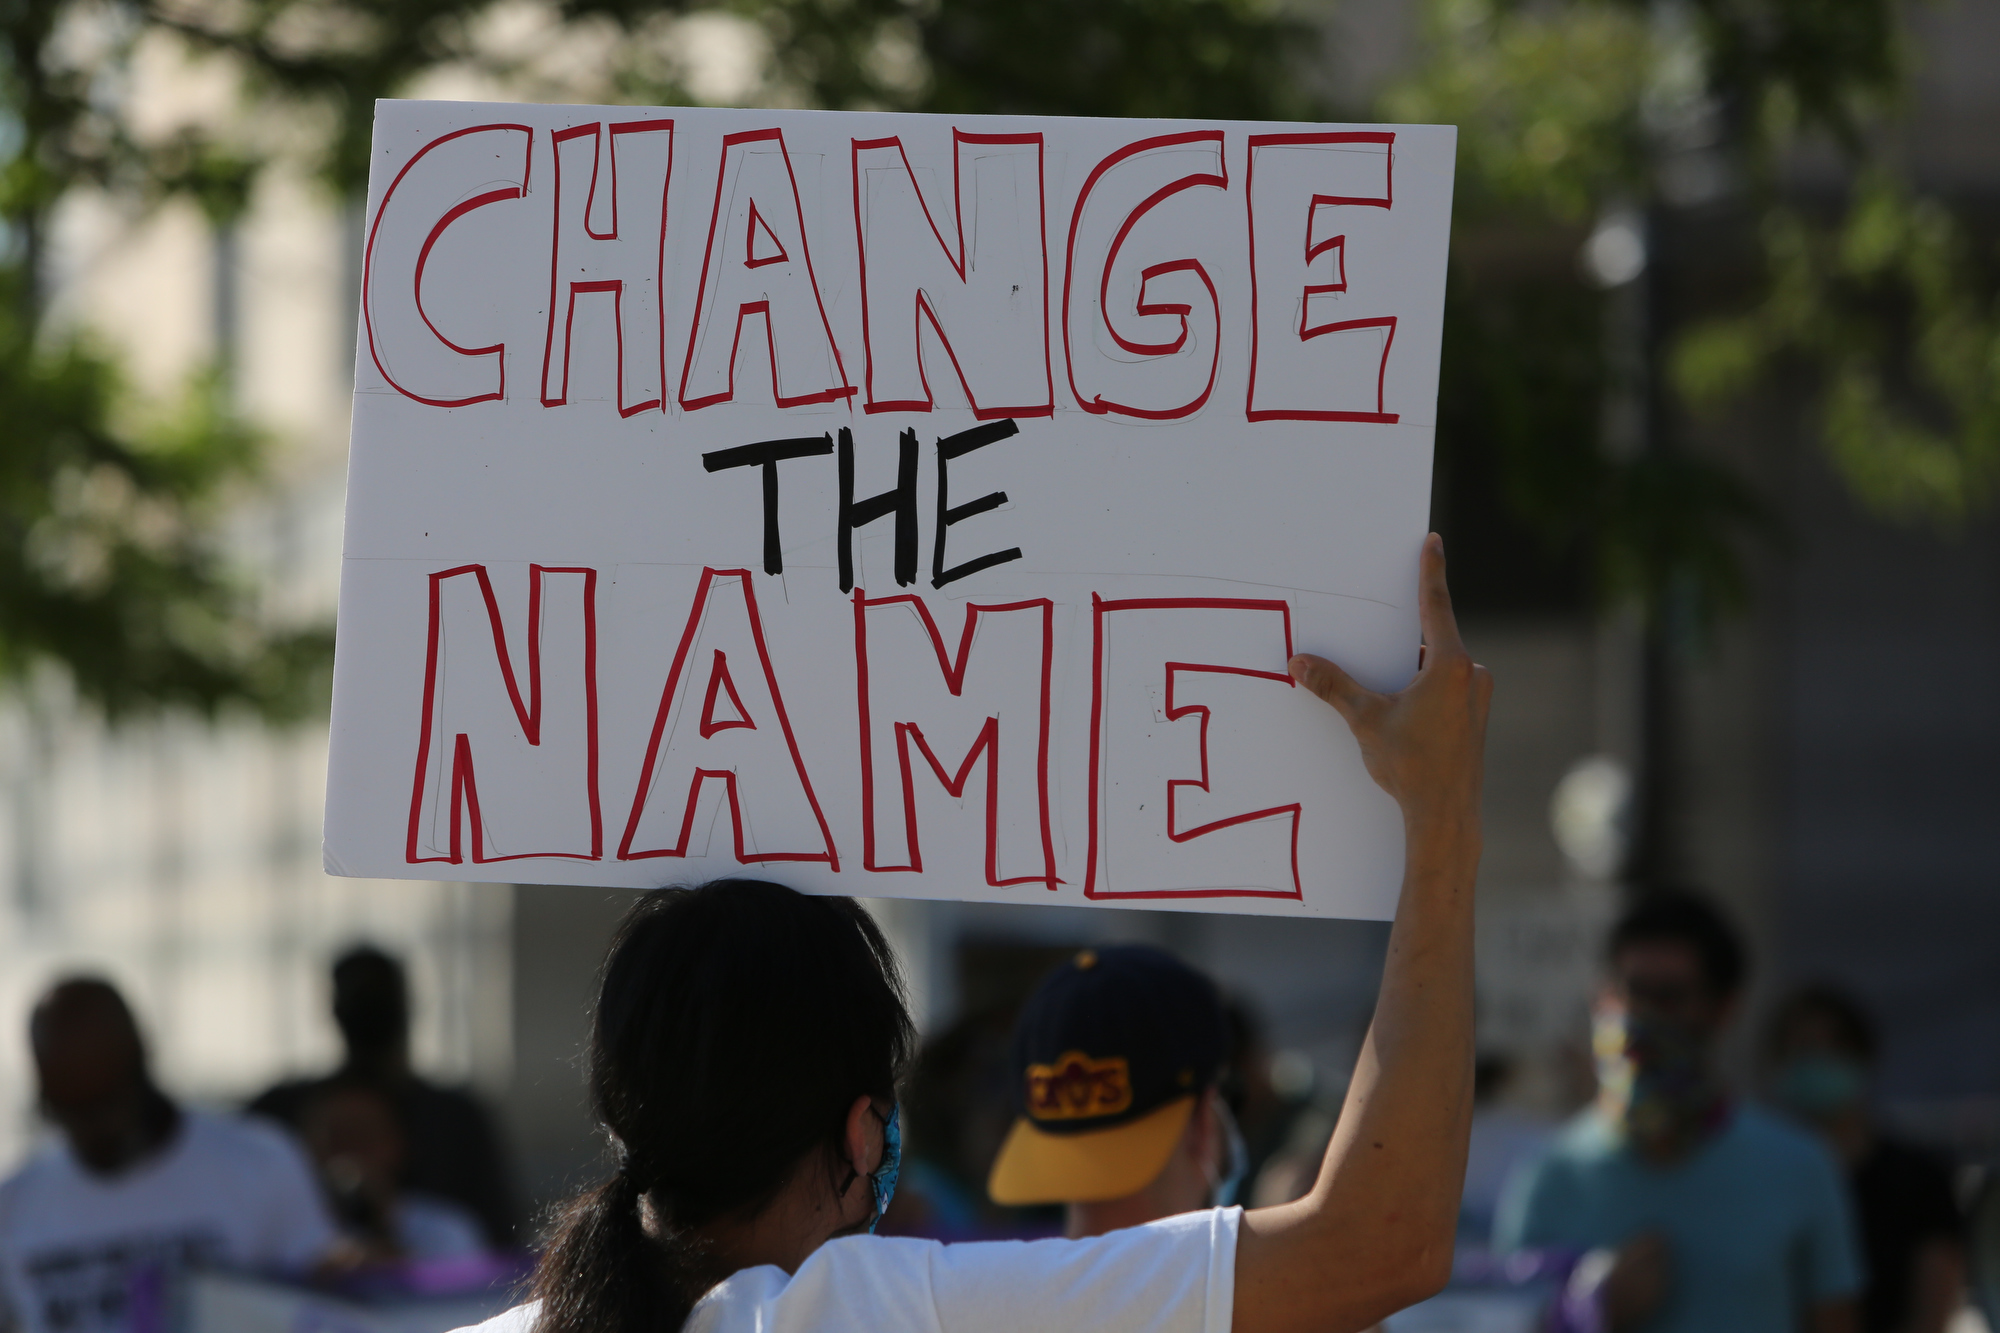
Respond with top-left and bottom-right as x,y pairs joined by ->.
1388,0 -> 1995,631
1383,0 -> 1650,221
0,269 -> 332,718
751,0 -> 1320,120
1434,270 -> 1775,631
0,1 -> 357,718
1675,177 -> 2000,527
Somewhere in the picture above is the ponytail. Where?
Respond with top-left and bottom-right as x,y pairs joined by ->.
532,881 -> 913,1333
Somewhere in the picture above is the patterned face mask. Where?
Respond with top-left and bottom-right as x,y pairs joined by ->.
1594,1008 -> 1723,1149
867,1104 -> 902,1233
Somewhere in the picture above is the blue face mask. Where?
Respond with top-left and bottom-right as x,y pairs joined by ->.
867,1104 -> 902,1232
1773,1055 -> 1866,1120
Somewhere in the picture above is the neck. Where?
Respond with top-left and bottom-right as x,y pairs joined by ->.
1065,1175 -> 1205,1239
692,1157 -> 872,1278
344,1044 -> 409,1081
72,1085 -> 180,1177
1608,1088 -> 1730,1165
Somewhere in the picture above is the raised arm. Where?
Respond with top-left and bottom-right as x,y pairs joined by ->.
1233,533 -> 1490,1333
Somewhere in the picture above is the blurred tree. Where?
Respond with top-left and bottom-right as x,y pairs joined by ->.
0,0 -> 748,717
1385,0 -> 1998,881
2,4 -> 316,718
1389,0 -> 2000,599
748,0 -> 1319,121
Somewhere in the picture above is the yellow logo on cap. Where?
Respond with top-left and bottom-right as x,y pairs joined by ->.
1026,1051 -> 1132,1121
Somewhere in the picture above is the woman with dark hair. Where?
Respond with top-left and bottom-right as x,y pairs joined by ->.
466,534 -> 1490,1333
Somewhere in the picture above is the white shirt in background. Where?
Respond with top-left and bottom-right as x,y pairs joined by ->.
468,1205 -> 1240,1333
0,1108 -> 340,1333
398,1192 -> 490,1260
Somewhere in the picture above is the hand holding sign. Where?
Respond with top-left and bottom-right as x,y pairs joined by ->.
1287,533 -> 1491,828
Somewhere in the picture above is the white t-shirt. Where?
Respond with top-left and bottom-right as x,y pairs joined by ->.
468,1206 -> 1239,1333
399,1192 -> 489,1259
0,1108 -> 339,1333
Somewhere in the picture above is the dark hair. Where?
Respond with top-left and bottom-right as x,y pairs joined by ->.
533,880 -> 914,1333
332,946 -> 409,1052
1607,889 -> 1749,998
30,976 -> 142,1059
1764,984 -> 1879,1064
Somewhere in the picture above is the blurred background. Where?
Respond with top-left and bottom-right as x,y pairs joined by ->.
1,0 -> 1995,1299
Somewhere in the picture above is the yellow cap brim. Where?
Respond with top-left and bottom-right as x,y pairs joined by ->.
986,1095 -> 1195,1206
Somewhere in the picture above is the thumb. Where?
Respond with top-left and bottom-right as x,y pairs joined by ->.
1288,653 -> 1374,722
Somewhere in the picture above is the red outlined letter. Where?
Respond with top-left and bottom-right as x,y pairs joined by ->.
1063,132 -> 1228,421
364,124 -> 533,408
853,590 -> 1057,890
407,564 -> 601,864
541,119 -> 674,416
620,569 -> 838,866
679,130 -> 854,412
1245,132 -> 1399,423
1084,596 -> 1303,900
852,132 -> 1051,420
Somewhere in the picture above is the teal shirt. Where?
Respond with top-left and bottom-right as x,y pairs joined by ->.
1494,1103 -> 1862,1333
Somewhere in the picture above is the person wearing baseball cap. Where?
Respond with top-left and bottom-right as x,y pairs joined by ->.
463,534 -> 1492,1333
989,944 -> 1247,1238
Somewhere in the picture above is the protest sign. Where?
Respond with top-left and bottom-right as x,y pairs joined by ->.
325,99 -> 1456,918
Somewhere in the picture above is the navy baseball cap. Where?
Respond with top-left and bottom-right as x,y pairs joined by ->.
987,944 -> 1228,1205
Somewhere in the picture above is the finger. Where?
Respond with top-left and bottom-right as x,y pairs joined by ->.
1417,532 -> 1466,661
1288,653 -> 1379,721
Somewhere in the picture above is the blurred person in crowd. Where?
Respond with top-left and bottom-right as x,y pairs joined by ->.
1766,985 -> 1965,1333
1221,997 -> 1312,1195
250,945 -> 516,1246
878,1006 -> 1039,1241
1459,1054 -> 1554,1239
299,1077 -> 489,1262
1496,890 -> 1863,1333
985,944 -> 1245,1238
0,978 -> 341,1333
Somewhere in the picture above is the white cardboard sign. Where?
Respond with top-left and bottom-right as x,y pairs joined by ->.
325,99 -> 1456,919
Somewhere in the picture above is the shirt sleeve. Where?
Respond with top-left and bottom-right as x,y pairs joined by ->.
1799,1142 -> 1865,1303
927,1207 -> 1238,1333
1492,1151 -> 1563,1253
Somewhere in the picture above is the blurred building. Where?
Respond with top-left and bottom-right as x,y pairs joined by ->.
2,0 -> 1996,1227
0,38 -> 514,1169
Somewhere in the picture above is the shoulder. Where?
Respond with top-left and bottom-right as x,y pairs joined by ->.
0,1144 -> 67,1227
407,1079 -> 496,1125
689,1240 -> 939,1333
1727,1106 -> 1845,1186
1731,1105 -> 1835,1165
1526,1110 -> 1619,1177
244,1079 -> 317,1125
399,1194 -> 489,1259
1866,1137 -> 1955,1184
454,1300 -> 540,1333
184,1108 -> 292,1154
181,1109 -> 316,1180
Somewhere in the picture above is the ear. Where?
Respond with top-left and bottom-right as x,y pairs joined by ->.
1186,1090 -> 1219,1167
842,1094 -> 882,1179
